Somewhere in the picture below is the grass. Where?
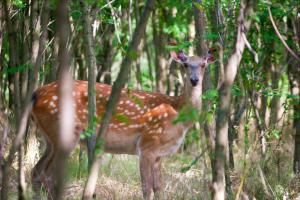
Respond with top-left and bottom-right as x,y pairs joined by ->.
63,151 -> 210,199
4,127 -> 300,199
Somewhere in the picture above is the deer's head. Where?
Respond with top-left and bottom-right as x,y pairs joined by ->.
171,50 -> 214,87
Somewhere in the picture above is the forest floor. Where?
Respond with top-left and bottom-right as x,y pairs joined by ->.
7,146 -> 300,200
8,148 -> 211,199
64,153 -> 210,200
6,127 -> 300,199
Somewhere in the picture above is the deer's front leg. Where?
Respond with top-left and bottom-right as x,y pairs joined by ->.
139,152 -> 155,200
153,157 -> 162,200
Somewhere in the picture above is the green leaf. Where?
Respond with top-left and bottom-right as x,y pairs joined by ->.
71,10 -> 82,20
204,33 -> 219,40
115,114 -> 129,124
12,0 -> 26,8
271,130 -> 281,139
131,95 -> 143,107
231,84 -> 243,97
173,107 -> 199,124
95,148 -> 103,155
95,138 -> 105,155
80,133 -> 86,139
181,156 -> 200,173
202,89 -> 218,100
287,94 -> 299,99
128,50 -> 138,60
165,41 -> 193,51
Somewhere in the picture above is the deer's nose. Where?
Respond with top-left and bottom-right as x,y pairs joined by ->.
190,77 -> 199,86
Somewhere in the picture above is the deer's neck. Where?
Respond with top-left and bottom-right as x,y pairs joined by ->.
168,82 -> 202,128
182,82 -> 202,109
171,80 -> 202,112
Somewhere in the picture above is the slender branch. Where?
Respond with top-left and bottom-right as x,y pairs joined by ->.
100,0 -> 116,10
242,32 -> 258,63
107,0 -> 122,49
268,6 -> 300,63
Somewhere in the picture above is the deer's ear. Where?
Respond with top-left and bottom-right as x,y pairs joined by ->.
205,54 -> 214,63
170,51 -> 182,63
170,50 -> 188,63
205,48 -> 216,64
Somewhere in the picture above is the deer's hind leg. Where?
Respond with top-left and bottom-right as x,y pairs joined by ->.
32,142 -> 53,200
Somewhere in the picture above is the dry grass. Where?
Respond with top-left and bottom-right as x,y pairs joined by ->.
2,122 -> 299,199
63,153 -> 211,200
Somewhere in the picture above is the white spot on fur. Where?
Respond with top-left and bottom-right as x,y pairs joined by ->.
157,127 -> 163,134
49,101 -> 56,108
52,96 -> 58,101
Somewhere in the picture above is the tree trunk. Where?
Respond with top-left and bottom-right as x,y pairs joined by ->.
96,25 -> 114,84
1,0 -> 24,198
288,12 -> 300,173
193,0 -> 216,166
269,63 -> 281,127
80,0 -> 98,169
152,10 -> 167,93
212,0 -> 256,199
134,1 -> 143,90
143,35 -> 154,90
54,0 -> 74,199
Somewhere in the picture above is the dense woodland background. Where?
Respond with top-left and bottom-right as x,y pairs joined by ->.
0,0 -> 300,199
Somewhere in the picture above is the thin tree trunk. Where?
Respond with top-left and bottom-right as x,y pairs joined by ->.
143,35 -> 154,90
134,1 -> 143,90
269,63 -> 281,127
259,57 -> 270,154
53,0 -> 75,199
17,6 -> 29,200
288,11 -> 300,173
28,0 -> 40,95
228,84 -> 247,169
194,1 -> 230,196
1,0 -> 24,198
194,0 -> 207,56
1,0 -> 50,198
80,0 -> 97,169
96,25 -> 114,84
48,35 -> 59,82
212,0 -> 256,199
82,0 -> 155,199
152,10 -> 166,93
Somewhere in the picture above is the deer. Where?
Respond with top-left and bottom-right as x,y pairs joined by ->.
30,49 -> 214,200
